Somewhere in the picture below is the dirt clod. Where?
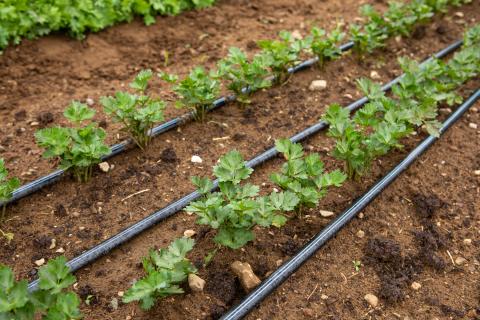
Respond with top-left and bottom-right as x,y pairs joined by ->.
205,270 -> 239,305
36,112 -> 54,126
159,147 -> 178,163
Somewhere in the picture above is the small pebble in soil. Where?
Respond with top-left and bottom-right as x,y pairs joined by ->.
56,248 -> 65,253
320,210 -> 334,217
463,239 -> 472,245
303,308 -> 314,317
455,257 -> 467,266
358,212 -> 365,219
49,238 -> 56,249
34,258 -> 45,266
309,80 -> 327,91
364,293 -> 379,308
86,98 -> 94,106
439,108 -> 452,115
468,123 -> 478,129
98,162 -> 110,173
188,274 -> 206,292
231,261 -> 261,292
370,70 -> 381,80
183,229 -> 196,238
356,230 -> 365,238
117,291 -> 124,297
191,155 -> 203,163
474,170 -> 480,176
411,281 -> 422,291
321,294 -> 328,300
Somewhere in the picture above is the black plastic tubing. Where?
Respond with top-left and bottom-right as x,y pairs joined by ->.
26,39 -> 463,291
220,88 -> 480,320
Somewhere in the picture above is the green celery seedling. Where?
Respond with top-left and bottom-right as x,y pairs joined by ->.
0,256 -> 82,319
270,139 -> 346,213
0,264 -> 34,319
307,26 -> 345,68
123,238 -> 197,310
101,69 -> 166,150
171,67 -> 220,121
257,31 -> 307,85
215,47 -> 271,104
187,151 -> 297,249
0,159 -> 20,219
35,102 -> 111,183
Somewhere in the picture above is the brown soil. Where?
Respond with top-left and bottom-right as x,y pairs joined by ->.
0,0 -> 479,319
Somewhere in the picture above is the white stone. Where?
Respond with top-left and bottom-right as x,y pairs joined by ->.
98,162 -> 110,173
356,230 -> 365,238
411,282 -> 421,290
86,98 -> 95,106
364,293 -> 379,308
309,80 -> 327,91
474,170 -> 480,176
191,155 -> 203,163
188,274 -> 206,292
468,123 -> 478,129
463,239 -> 472,245
183,229 -> 196,238
455,257 -> 467,266
34,258 -> 45,267
320,210 -> 334,217
370,71 -> 381,80
56,248 -> 65,253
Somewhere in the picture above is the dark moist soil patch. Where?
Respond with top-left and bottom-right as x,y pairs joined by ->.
0,1 -> 479,320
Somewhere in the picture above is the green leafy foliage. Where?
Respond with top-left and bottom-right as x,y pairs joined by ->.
186,151 -> 296,249
324,27 -> 479,179
270,139 -> 346,212
350,0 -> 471,55
123,238 -> 196,310
0,159 -> 19,217
101,69 -> 166,150
0,256 -> 81,320
0,0 -> 217,50
35,102 -> 111,183
170,67 -> 221,121
306,26 -> 345,67
215,47 -> 271,104
257,31 -> 307,84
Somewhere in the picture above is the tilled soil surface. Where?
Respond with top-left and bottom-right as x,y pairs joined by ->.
0,0 -> 479,319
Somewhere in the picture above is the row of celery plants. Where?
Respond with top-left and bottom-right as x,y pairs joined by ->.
0,0 -> 216,50
120,25 -> 480,310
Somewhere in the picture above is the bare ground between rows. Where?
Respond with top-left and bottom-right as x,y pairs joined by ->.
0,1 -> 477,320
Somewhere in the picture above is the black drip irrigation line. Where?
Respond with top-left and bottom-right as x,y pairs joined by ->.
2,42 -> 355,208
220,88 -> 480,320
26,39 -> 463,291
